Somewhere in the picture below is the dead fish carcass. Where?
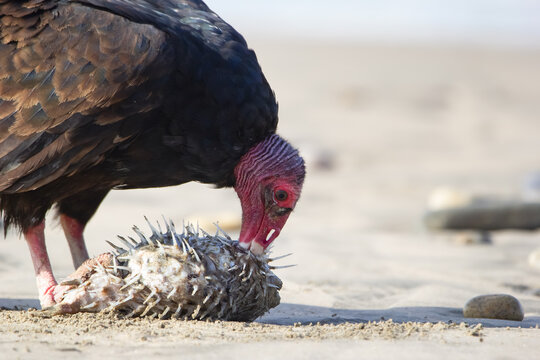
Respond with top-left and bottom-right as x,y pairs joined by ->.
52,219 -> 283,322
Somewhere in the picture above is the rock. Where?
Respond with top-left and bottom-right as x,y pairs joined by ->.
528,248 -> 540,269
424,202 -> 540,231
453,231 -> 492,245
463,294 -> 524,321
427,187 -> 473,211
312,150 -> 336,170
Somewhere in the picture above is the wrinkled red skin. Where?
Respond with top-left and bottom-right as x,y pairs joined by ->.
236,178 -> 301,254
233,135 -> 305,254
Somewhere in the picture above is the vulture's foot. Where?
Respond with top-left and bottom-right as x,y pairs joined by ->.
40,253 -> 114,314
40,284 -> 76,309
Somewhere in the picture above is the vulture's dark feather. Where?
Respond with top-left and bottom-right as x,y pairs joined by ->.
0,0 -> 278,230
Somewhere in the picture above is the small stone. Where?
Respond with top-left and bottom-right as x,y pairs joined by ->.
528,248 -> 540,269
463,294 -> 524,321
427,187 -> 472,211
453,231 -> 492,245
467,323 -> 483,337
312,150 -> 336,171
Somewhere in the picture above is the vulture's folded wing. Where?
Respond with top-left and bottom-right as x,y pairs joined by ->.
0,0 -> 172,193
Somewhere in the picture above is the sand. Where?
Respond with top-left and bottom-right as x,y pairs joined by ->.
1,39 -> 540,358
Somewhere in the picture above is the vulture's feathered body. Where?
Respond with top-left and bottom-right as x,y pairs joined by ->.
0,0 -> 305,309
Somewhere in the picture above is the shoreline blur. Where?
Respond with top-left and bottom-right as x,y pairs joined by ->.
206,0 -> 540,49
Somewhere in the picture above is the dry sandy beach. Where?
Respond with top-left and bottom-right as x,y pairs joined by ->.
1,38 -> 540,358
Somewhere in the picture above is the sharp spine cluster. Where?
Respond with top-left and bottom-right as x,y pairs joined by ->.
56,219 -> 283,321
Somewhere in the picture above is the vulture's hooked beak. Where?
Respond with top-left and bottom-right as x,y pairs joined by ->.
238,209 -> 289,255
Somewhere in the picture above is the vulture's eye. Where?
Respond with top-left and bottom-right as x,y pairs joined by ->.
274,189 -> 288,202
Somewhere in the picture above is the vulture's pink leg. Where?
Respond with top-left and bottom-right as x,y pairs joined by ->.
24,223 -> 70,308
60,215 -> 89,269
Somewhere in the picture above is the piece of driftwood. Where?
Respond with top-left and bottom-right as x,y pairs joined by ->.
424,202 -> 540,231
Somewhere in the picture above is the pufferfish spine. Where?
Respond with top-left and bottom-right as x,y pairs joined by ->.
55,219 -> 283,321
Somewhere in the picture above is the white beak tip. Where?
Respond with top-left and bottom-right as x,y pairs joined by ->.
249,242 -> 265,255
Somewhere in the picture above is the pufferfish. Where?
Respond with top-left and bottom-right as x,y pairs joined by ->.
49,219 -> 285,321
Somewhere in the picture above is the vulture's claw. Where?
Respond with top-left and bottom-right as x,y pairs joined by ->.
40,253 -> 114,315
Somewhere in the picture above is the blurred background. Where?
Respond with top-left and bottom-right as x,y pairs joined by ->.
2,0 -> 540,319
207,0 -> 540,47
201,0 -> 540,232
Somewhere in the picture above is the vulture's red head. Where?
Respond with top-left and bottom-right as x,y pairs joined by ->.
234,134 -> 305,254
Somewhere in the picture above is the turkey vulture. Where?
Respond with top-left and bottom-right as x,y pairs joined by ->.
0,0 -> 305,309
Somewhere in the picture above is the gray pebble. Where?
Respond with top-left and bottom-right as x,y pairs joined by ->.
463,294 -> 524,321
